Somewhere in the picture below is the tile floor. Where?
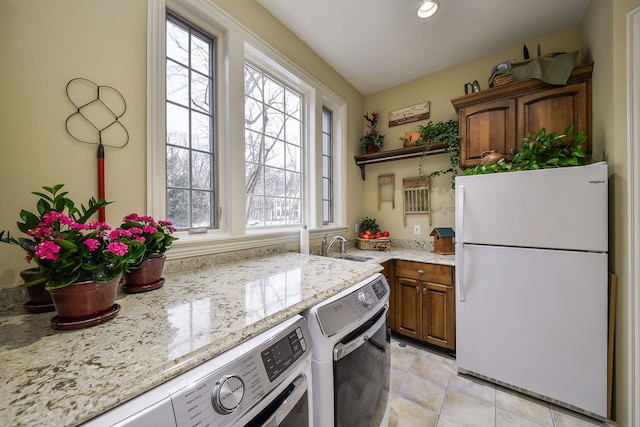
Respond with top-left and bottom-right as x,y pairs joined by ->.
388,336 -> 615,427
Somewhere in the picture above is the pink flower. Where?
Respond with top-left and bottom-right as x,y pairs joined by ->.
84,238 -> 101,251
143,225 -> 157,233
25,253 -> 32,263
107,241 -> 128,256
134,235 -> 146,244
109,229 -> 133,240
35,241 -> 61,260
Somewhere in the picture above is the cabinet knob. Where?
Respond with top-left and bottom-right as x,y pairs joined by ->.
423,287 -> 427,294
417,269 -> 424,275
415,286 -> 419,293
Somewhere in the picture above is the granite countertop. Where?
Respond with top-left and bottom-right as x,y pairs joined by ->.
0,248 -> 454,426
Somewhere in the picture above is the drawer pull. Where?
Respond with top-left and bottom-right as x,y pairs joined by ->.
417,269 -> 424,275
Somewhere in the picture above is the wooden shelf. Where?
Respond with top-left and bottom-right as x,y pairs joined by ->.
354,143 -> 447,179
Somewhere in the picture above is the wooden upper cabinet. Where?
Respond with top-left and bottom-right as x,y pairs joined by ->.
517,82 -> 588,145
459,98 -> 516,167
452,62 -> 593,169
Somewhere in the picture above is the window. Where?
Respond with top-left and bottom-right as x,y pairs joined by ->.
322,107 -> 334,224
244,64 -> 303,228
149,1 -> 347,256
165,13 -> 217,230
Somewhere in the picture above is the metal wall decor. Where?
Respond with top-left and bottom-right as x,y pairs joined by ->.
65,78 -> 129,221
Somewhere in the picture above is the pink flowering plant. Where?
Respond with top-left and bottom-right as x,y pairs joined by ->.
24,211 -> 145,289
359,111 -> 385,151
118,213 -> 177,270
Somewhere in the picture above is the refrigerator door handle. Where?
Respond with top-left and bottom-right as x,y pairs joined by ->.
456,185 -> 465,302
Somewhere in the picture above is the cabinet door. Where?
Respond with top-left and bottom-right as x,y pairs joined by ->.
459,97 -> 516,168
395,278 -> 421,340
381,261 -> 396,332
422,282 -> 456,350
517,82 -> 589,152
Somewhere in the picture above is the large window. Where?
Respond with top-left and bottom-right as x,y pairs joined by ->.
322,107 -> 334,224
244,64 -> 303,227
165,14 -> 217,230
149,1 -> 347,256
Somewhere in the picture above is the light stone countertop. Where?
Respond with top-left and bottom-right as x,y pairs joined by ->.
0,248 -> 454,426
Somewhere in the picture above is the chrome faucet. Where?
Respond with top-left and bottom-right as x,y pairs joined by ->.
322,234 -> 347,256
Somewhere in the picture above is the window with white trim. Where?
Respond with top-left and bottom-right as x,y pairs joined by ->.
244,64 -> 303,228
165,13 -> 217,230
322,107 -> 334,224
149,0 -> 347,256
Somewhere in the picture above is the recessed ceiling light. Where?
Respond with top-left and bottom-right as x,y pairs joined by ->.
417,0 -> 439,19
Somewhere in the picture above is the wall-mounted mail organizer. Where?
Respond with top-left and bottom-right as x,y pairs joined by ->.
403,176 -> 430,225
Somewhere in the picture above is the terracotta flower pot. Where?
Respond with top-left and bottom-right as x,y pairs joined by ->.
366,145 -> 380,154
20,268 -> 53,306
49,276 -> 120,321
123,255 -> 166,293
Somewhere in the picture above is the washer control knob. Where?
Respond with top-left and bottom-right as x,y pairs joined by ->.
211,375 -> 245,415
358,290 -> 375,308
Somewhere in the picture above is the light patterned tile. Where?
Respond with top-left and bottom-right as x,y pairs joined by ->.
391,344 -> 418,372
396,372 -> 447,413
497,408 -> 547,427
388,395 -> 439,427
408,350 -> 454,388
551,407 -> 610,427
441,388 -> 496,426
390,365 -> 407,394
437,417 -> 464,427
496,388 -> 553,427
448,372 -> 496,407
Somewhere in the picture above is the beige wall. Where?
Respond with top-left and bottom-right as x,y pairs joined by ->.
361,27 -> 583,241
0,0 -> 365,287
583,1 -> 640,425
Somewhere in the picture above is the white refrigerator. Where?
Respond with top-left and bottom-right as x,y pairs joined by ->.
454,162 -> 608,419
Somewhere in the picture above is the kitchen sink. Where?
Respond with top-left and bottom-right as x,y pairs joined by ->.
332,254 -> 372,262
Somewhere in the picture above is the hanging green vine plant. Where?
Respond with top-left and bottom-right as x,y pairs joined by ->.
416,119 -> 461,188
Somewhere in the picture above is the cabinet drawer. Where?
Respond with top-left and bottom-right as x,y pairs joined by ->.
395,260 -> 453,285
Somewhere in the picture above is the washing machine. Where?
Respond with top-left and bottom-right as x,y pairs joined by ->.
83,315 -> 313,427
302,273 -> 390,427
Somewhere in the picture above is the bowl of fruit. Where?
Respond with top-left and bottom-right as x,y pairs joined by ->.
358,217 -> 391,251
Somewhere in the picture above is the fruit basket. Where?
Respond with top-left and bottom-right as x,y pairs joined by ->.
357,237 -> 391,251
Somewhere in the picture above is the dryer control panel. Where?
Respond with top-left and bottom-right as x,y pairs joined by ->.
314,274 -> 389,337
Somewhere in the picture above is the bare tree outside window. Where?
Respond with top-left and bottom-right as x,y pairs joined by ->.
166,14 -> 217,230
244,64 -> 302,227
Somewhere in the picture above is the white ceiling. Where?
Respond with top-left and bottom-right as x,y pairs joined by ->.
257,0 -> 592,95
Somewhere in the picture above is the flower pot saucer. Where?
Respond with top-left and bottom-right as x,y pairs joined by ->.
122,278 -> 165,294
23,300 -> 56,314
51,303 -> 121,330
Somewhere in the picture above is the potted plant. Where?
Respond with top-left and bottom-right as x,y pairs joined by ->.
416,119 -> 461,188
0,184 -> 109,312
118,213 -> 177,293
359,112 -> 385,153
23,207 -> 145,327
464,125 -> 591,176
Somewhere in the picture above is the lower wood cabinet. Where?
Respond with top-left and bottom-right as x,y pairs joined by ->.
380,260 -> 395,332
393,260 -> 456,350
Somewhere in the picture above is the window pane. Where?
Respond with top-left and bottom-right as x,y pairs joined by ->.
167,103 -> 189,147
245,162 -> 263,195
167,61 -> 189,106
264,77 -> 284,112
167,146 -> 190,187
166,21 -> 189,64
192,190 -> 211,228
322,107 -> 333,224
245,97 -> 264,132
285,89 -> 301,119
265,139 -> 284,169
265,106 -> 284,139
285,117 -> 300,146
191,34 -> 210,75
192,111 -> 211,151
286,144 -> 300,172
286,171 -> 301,198
192,151 -> 211,189
168,189 -> 189,228
244,65 -> 263,100
264,167 -> 285,197
191,72 -> 211,113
